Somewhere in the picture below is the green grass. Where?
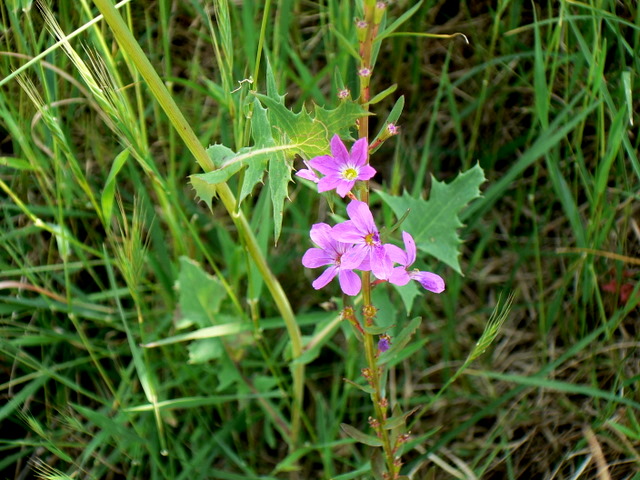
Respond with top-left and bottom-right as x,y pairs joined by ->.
1,0 -> 639,478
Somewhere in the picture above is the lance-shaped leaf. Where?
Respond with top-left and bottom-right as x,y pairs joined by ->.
340,423 -> 383,447
378,164 -> 485,273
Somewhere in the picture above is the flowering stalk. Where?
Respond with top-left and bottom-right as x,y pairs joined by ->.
298,3 -> 446,477
356,2 -> 399,477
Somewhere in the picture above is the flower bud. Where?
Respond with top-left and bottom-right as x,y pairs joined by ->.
377,334 -> 391,353
374,1 -> 387,24
355,18 -> 368,42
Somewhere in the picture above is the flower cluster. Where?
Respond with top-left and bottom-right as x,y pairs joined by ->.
298,135 -> 445,297
302,200 -> 444,296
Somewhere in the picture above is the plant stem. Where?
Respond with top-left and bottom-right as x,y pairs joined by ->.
91,0 -> 304,452
357,2 -> 398,477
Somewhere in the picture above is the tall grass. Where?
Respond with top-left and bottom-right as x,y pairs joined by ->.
1,1 -> 639,478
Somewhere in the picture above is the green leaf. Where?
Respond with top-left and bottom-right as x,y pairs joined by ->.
239,98 -> 271,204
268,147 -> 290,243
0,156 -> 36,171
256,93 -> 367,158
367,83 -> 397,105
190,174 -> 218,209
371,450 -> 385,480
392,280 -> 420,316
187,337 -> 220,364
362,324 -> 391,335
371,95 -> 405,151
377,317 -> 422,366
384,405 -> 420,431
340,423 -> 383,447
46,223 -> 74,261
101,149 -> 129,222
376,0 -> 424,42
142,323 -> 250,348
378,164 -> 486,273
175,256 -> 226,329
343,377 -> 375,395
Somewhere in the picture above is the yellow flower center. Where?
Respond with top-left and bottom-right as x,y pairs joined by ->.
342,167 -> 358,181
364,233 -> 376,245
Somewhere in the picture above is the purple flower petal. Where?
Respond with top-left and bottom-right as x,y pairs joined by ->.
342,243 -> 369,269
411,271 -> 445,293
306,136 -> 375,197
350,137 -> 368,166
401,231 -> 416,266
388,267 -> 410,286
384,243 -> 407,265
312,266 -> 339,290
356,253 -> 371,271
302,247 -> 334,268
338,269 -> 362,296
309,155 -> 339,175
370,244 -> 393,280
309,223 -> 334,250
295,168 -> 319,183
330,134 -> 350,162
317,175 -> 343,193
335,180 -> 356,198
331,220 -> 364,243
358,164 -> 377,181
346,200 -> 377,237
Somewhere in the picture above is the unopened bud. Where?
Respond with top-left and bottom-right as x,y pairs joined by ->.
355,18 -> 368,42
378,334 -> 391,353
375,2 -> 387,24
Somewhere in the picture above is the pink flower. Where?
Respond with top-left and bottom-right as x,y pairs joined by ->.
301,223 -> 362,296
308,135 -> 376,197
331,200 -> 394,280
388,232 -> 445,293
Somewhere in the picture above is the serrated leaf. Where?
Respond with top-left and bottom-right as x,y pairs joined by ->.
268,147 -> 290,243
265,56 -> 285,103
239,98 -> 271,204
378,164 -> 486,273
176,256 -> 226,329
190,175 -> 218,209
256,93 -> 368,158
340,423 -> 383,447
